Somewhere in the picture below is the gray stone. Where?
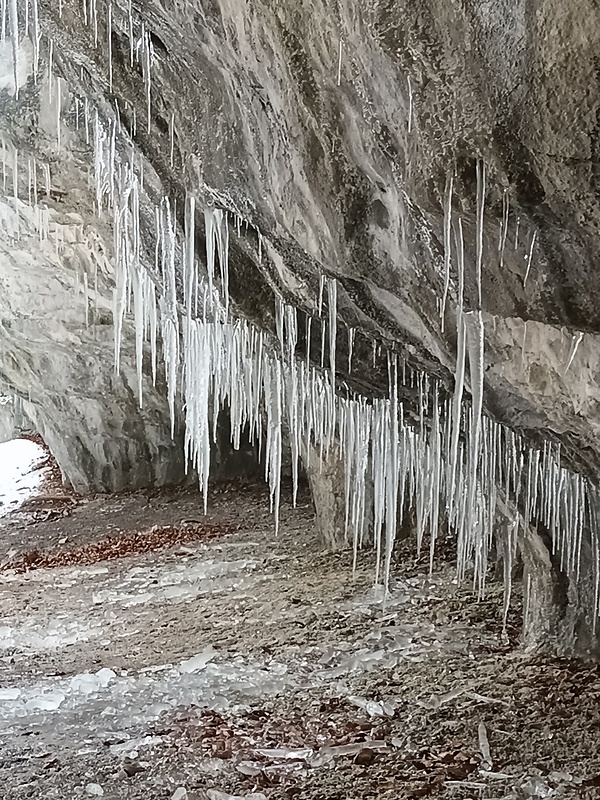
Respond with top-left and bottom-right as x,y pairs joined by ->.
304,445 -> 347,551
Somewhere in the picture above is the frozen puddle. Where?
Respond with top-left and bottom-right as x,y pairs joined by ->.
91,557 -> 262,606
0,554 -> 267,657
0,653 -> 295,742
0,438 -> 47,517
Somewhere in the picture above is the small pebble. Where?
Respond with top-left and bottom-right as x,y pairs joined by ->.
121,760 -> 145,777
353,748 -> 375,766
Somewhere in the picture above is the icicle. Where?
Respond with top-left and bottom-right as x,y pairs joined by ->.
564,331 -> 583,375
214,209 -> 230,316
9,0 -> 18,97
326,280 -> 337,453
72,89 -> 600,629
429,384 -> 442,572
169,112 -> 175,166
523,230 -> 538,288
475,160 -> 486,309
464,309 -> 485,589
499,189 -> 509,268
407,75 -> 413,133
447,218 -> 465,524
107,0 -> 113,92
48,38 -> 53,103
159,198 -> 179,435
204,208 -> 215,299
55,76 -> 61,148
142,25 -> 152,132
440,173 -> 453,331
92,0 -> 98,45
318,273 -> 325,316
128,0 -> 133,66
327,278 -> 337,378
347,327 -> 355,373
384,357 -> 400,591
31,0 -> 39,80
184,193 -> 196,317
336,38 -> 342,86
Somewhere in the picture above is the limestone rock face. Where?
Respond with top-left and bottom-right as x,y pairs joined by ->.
0,398 -> 17,444
2,1 -> 600,649
16,0 -> 597,481
0,108 -> 187,491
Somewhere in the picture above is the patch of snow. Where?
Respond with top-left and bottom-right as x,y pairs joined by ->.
0,438 -> 48,518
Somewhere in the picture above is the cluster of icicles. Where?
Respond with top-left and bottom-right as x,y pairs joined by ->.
80,115 -> 600,628
3,0 -> 600,628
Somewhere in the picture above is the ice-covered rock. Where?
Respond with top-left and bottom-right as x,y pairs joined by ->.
0,688 -> 21,701
25,691 -> 65,711
85,784 -> 104,797
178,649 -> 216,674
70,668 -> 116,695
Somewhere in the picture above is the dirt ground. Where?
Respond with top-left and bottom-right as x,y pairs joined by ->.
1,477 -> 600,800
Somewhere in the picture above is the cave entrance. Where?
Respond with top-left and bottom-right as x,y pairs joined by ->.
0,436 -> 49,518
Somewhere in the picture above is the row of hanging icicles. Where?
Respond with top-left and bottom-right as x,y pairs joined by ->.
3,0 -> 600,629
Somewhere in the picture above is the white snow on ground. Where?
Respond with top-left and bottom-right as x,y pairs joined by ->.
0,438 -> 47,518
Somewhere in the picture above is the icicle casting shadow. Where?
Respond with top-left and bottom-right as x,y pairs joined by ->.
3,0 -> 600,632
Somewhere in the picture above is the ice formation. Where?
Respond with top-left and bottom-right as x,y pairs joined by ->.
2,0 -> 600,625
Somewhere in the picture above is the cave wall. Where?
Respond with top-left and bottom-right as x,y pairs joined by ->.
32,0 -> 600,477
2,0 -> 600,651
0,0 -> 592,481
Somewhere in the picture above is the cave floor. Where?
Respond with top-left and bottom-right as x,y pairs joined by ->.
0,482 -> 599,800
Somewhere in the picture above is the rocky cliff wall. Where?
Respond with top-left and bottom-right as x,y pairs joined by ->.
2,0 -> 600,653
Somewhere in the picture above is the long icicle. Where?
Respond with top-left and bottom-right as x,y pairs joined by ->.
475,159 -> 486,309
440,172 -> 453,331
